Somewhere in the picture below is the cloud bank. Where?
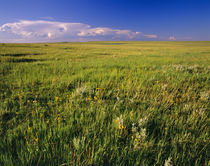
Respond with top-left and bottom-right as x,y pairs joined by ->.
0,20 -> 158,43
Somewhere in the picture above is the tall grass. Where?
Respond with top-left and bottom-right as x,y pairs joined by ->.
0,41 -> 209,165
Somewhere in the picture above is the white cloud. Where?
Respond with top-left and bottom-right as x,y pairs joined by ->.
0,20 -> 157,42
169,36 -> 176,41
78,27 -> 140,39
143,34 -> 157,39
47,32 -> 52,38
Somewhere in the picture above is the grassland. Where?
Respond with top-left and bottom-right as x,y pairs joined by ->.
0,41 -> 209,165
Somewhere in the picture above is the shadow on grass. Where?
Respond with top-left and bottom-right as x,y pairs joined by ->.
61,47 -> 75,50
97,43 -> 128,45
0,53 -> 42,57
6,58 -> 45,63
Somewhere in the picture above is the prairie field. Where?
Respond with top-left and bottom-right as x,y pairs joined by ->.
0,41 -> 209,165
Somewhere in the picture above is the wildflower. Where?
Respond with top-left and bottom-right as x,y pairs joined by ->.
135,128 -> 146,141
173,64 -> 185,71
88,96 -> 92,101
195,108 -> 205,116
164,157 -> 173,166
55,96 -> 59,102
35,137 -> 38,143
184,104 -> 190,110
162,84 -> 168,90
165,128 -> 168,135
119,125 -> 122,129
131,136 -> 134,140
116,115 -> 124,127
132,128 -> 147,150
57,114 -> 61,121
138,117 -> 147,127
96,88 -> 104,90
200,91 -> 209,101
75,86 -> 87,97
132,123 -> 137,133
18,93 -> 22,99
140,128 -> 146,138
33,100 -> 37,104
119,124 -> 126,130
94,96 -> 98,100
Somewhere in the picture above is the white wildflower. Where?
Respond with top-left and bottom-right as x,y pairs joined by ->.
135,132 -> 140,139
200,91 -> 209,101
75,86 -> 88,97
184,104 -> 190,111
138,117 -> 147,127
194,108 -> 205,116
140,128 -> 146,139
135,128 -> 147,140
132,123 -> 137,133
116,115 -> 124,126
164,157 -> 173,166
173,64 -> 185,71
162,84 -> 168,90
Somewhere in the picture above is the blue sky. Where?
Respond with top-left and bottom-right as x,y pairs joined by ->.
0,0 -> 209,42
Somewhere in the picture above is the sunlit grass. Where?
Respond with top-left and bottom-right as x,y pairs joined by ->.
0,41 -> 209,165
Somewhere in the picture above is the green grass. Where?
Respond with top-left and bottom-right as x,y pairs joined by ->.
0,41 -> 209,165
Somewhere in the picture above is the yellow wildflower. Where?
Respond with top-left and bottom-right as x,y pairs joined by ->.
35,137 -> 38,143
88,96 -> 92,101
55,96 -> 59,102
94,96 -> 98,100
165,128 -> 168,135
96,88 -> 105,90
57,114 -> 61,121
119,125 -> 126,130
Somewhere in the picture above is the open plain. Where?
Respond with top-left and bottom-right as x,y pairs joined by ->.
0,41 -> 209,165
